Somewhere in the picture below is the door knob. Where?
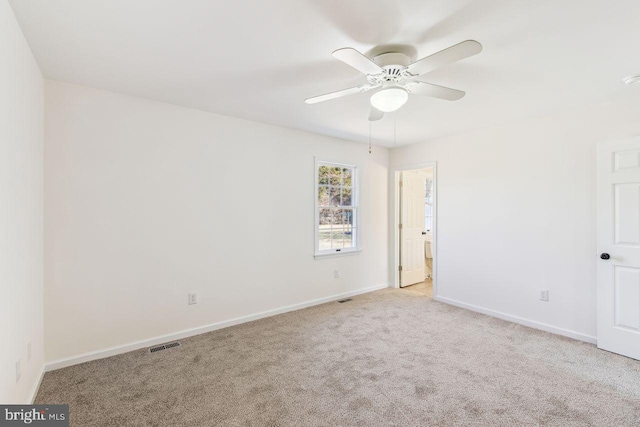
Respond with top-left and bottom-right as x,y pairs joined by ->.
422,232 -> 427,235
600,253 -> 610,260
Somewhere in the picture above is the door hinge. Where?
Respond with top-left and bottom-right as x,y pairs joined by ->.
399,265 -> 403,272
399,181 -> 403,187
399,223 -> 403,229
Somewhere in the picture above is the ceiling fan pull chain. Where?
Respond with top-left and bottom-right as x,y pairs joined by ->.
369,121 -> 372,154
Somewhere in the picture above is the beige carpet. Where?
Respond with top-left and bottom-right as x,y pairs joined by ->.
36,289 -> 640,426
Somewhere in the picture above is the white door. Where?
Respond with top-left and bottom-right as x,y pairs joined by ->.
400,170 -> 426,287
597,136 -> 640,360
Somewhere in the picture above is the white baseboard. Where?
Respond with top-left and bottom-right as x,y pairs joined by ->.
45,283 -> 390,372
28,366 -> 45,403
434,296 -> 597,344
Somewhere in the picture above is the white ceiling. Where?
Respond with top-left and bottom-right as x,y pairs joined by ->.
9,0 -> 640,146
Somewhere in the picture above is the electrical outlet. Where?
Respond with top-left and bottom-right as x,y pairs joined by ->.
27,342 -> 32,361
15,360 -> 21,383
334,270 -> 339,279
188,293 -> 198,305
539,289 -> 549,302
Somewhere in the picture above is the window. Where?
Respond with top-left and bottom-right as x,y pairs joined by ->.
315,161 -> 359,256
425,177 -> 433,231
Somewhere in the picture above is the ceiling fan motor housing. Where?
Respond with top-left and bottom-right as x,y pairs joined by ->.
373,52 -> 411,67
367,52 -> 414,86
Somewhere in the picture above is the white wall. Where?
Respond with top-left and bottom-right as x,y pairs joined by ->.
0,0 -> 44,403
389,93 -> 640,341
44,81 -> 389,364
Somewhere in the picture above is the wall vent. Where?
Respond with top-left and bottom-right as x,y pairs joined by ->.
149,341 -> 181,353
337,298 -> 352,303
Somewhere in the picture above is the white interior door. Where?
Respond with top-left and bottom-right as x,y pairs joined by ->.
597,136 -> 640,360
400,170 -> 426,287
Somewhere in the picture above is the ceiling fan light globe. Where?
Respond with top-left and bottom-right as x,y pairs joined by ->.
370,87 -> 408,112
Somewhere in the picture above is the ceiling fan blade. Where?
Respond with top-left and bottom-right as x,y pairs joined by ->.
305,84 -> 375,104
332,48 -> 384,75
407,40 -> 482,76
404,81 -> 465,101
368,106 -> 384,121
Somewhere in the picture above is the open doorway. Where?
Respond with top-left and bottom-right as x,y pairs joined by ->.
394,164 -> 436,298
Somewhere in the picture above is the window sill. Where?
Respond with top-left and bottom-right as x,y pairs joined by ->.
314,249 -> 362,260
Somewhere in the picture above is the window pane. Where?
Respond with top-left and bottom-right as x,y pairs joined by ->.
333,228 -> 355,249
319,231 -> 331,251
334,209 -> 353,226
425,178 -> 433,203
318,166 -> 329,185
345,210 -> 354,228
344,228 -> 355,248
341,187 -> 352,206
425,217 -> 432,231
342,168 -> 352,187
330,167 -> 341,185
331,228 -> 346,249
319,209 -> 333,225
329,187 -> 340,206
318,186 -> 329,206
425,204 -> 432,217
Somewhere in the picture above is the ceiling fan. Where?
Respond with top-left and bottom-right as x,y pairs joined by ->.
305,40 -> 482,121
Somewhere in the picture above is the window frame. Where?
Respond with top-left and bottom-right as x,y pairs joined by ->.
314,159 -> 361,258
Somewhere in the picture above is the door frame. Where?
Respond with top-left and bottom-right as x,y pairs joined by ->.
392,161 -> 437,295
